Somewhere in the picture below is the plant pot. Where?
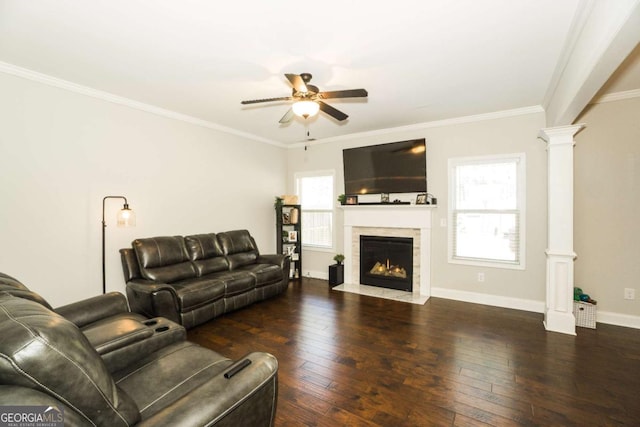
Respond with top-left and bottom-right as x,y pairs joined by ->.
328,263 -> 344,286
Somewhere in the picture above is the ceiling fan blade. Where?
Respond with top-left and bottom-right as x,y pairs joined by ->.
318,101 -> 348,121
317,89 -> 368,99
241,96 -> 293,105
279,108 -> 294,124
285,74 -> 309,93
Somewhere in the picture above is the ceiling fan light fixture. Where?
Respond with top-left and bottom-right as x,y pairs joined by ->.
292,100 -> 319,119
241,73 -> 367,123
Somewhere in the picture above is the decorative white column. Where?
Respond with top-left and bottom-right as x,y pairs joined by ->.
538,124 -> 585,335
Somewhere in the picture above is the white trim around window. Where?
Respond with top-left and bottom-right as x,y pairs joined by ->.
295,170 -> 336,252
448,153 -> 526,270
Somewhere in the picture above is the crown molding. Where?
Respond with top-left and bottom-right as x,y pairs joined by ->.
1,61 -> 551,149
591,88 -> 640,104
0,61 -> 284,148
289,105 -> 545,149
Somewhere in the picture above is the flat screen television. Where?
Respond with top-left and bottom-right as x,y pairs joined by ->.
343,138 -> 426,195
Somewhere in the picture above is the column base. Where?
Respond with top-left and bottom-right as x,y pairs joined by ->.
544,310 -> 576,335
544,250 -> 576,335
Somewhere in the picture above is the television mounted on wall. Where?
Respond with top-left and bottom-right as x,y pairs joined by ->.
343,138 -> 426,195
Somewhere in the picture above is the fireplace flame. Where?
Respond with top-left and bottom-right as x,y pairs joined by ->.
370,259 -> 407,278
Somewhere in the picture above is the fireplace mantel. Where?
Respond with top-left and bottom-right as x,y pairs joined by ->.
342,204 -> 435,228
341,204 -> 434,299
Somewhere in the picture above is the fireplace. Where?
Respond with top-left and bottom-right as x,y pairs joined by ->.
360,235 -> 413,292
342,205 -> 433,300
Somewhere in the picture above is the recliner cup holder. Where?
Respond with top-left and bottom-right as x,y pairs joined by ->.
155,326 -> 170,333
143,320 -> 158,326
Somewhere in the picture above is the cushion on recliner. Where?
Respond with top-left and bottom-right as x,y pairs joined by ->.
169,277 -> 226,310
215,270 -> 256,296
184,233 -> 230,276
133,236 -> 196,282
217,230 -> 259,270
113,341 -> 233,420
0,294 -> 140,426
0,272 -> 53,310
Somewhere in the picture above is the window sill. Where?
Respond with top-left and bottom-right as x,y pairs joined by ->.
448,257 -> 525,270
302,245 -> 335,253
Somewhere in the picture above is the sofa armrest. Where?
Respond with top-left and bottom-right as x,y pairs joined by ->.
55,292 -> 130,327
136,352 -> 278,427
257,253 -> 287,269
96,317 -> 187,373
125,280 -> 181,324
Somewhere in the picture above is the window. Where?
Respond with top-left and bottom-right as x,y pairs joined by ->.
296,171 -> 334,250
448,153 -> 525,269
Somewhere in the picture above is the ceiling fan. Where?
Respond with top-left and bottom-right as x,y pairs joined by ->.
241,73 -> 368,123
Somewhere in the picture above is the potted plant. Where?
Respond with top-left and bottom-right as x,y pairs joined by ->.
337,194 -> 346,205
333,254 -> 345,265
274,196 -> 284,210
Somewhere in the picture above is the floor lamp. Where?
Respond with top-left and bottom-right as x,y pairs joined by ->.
102,196 -> 136,294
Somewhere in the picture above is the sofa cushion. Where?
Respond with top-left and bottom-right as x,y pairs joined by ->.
217,230 -> 259,270
133,236 -> 197,282
235,263 -> 284,287
170,277 -> 226,311
217,270 -> 256,297
184,233 -> 230,275
0,294 -> 140,426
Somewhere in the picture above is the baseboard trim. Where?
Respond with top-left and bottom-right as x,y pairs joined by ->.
301,276 -> 640,330
431,287 -> 545,313
431,287 -> 640,330
596,311 -> 640,329
303,270 -> 328,280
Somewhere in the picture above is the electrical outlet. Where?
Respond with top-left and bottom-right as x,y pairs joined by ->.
477,272 -> 485,282
624,288 -> 635,300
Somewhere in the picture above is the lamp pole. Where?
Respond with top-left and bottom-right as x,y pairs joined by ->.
102,196 -> 133,294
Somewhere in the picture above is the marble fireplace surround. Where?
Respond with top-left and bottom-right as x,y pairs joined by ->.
338,205 -> 433,304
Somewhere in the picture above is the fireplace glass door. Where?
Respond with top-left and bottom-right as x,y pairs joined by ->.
360,235 -> 413,291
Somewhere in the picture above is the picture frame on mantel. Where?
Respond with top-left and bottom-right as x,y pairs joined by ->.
416,193 -> 427,204
345,195 -> 358,205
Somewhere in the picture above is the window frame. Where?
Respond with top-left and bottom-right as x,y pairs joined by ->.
447,153 -> 526,270
295,170 -> 336,252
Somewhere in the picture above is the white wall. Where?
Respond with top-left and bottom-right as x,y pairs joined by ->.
0,72 -> 286,306
574,96 -> 640,324
287,111 -> 548,310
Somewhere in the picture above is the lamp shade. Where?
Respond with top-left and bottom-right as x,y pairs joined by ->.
117,204 -> 136,227
292,100 -> 319,119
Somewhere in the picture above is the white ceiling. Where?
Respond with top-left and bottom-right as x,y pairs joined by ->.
0,1 -> 637,145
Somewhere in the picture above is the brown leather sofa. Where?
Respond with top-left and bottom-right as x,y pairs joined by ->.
120,230 -> 290,329
0,272 -> 278,426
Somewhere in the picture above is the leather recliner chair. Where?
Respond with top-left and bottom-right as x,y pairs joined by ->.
0,272 -> 279,426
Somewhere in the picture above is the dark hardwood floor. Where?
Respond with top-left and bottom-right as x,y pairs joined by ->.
187,278 -> 640,426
